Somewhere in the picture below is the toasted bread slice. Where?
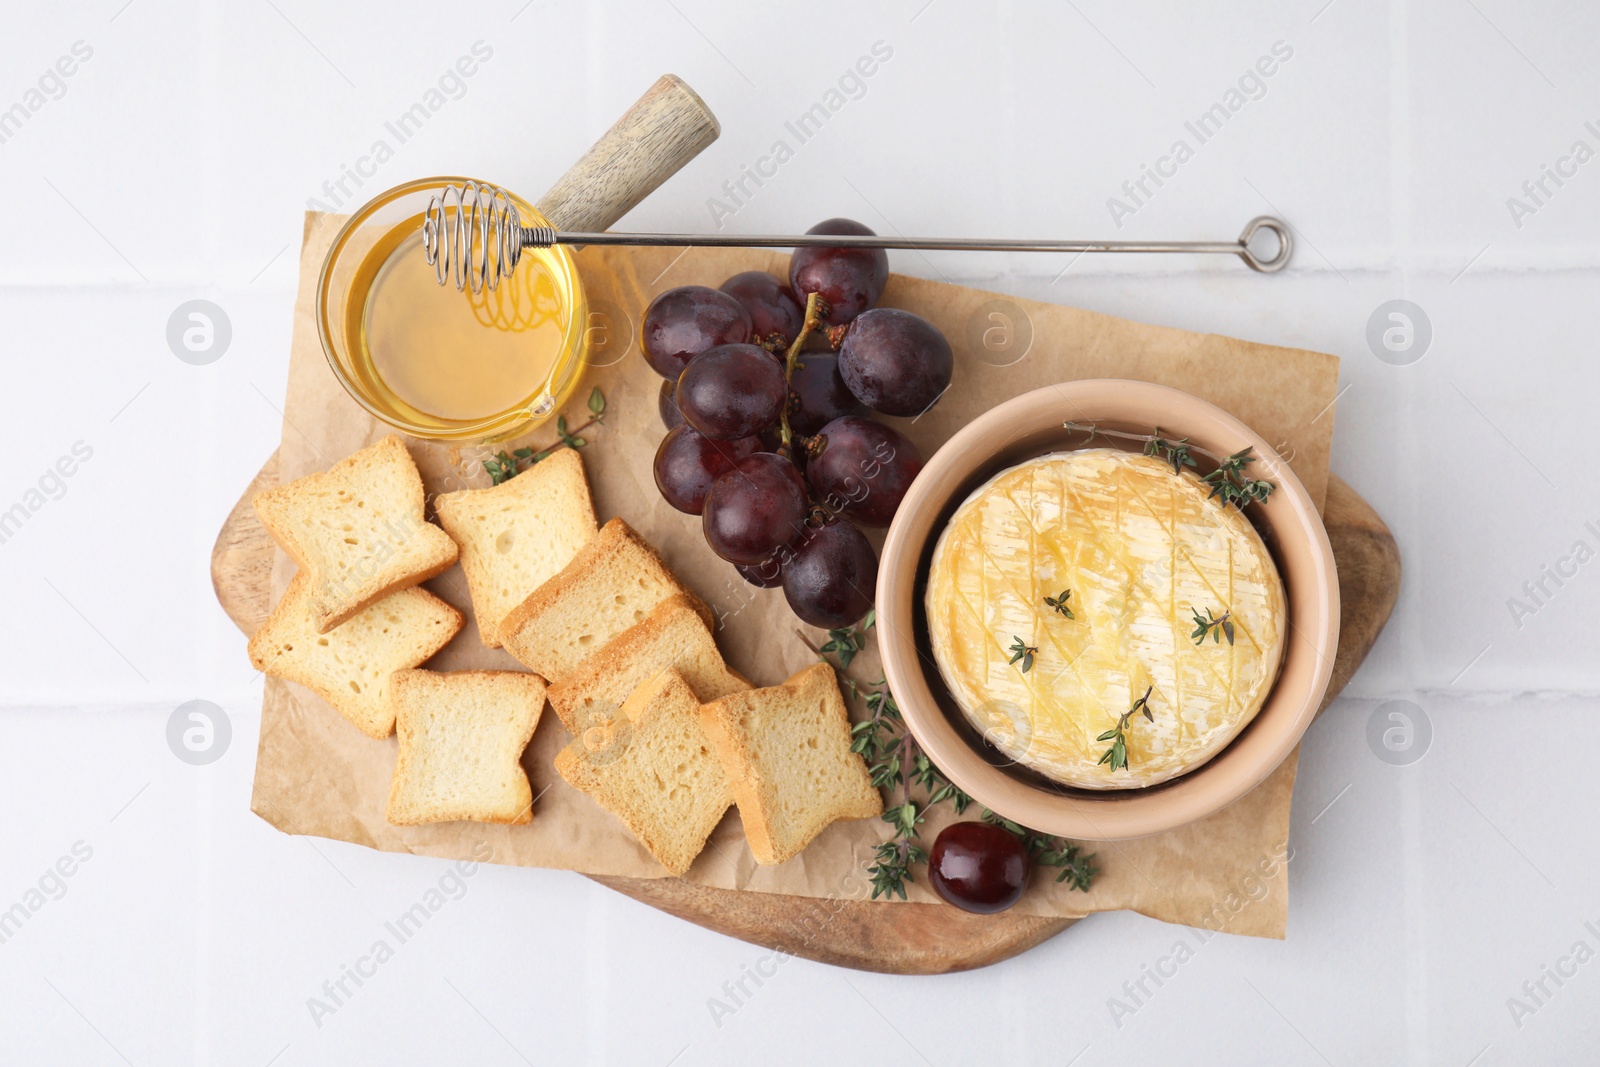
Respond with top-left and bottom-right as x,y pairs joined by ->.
546,594 -> 749,734
252,436 -> 459,633
499,518 -> 710,682
386,670 -> 546,826
435,449 -> 597,649
248,573 -> 462,738
554,669 -> 733,876
698,662 -> 882,865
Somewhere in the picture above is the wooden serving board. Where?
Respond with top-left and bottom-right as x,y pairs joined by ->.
212,451 -> 1398,974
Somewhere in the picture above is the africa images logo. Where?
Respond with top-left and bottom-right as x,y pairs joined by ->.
0,40 -> 93,147
704,41 -> 894,229
1105,41 -> 1293,228
306,41 -> 494,212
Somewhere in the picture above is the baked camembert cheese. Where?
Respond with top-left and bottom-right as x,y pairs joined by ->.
925,448 -> 1286,789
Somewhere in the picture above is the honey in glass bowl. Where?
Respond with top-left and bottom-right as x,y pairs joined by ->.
317,178 -> 589,441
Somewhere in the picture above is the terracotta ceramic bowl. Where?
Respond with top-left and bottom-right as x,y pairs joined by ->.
877,380 -> 1339,840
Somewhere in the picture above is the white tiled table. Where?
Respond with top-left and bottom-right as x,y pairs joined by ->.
2,2 -> 1596,1063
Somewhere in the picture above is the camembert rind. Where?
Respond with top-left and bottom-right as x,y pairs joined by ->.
924,449 -> 1286,790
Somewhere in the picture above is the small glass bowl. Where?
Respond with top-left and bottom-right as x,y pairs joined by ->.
316,176 -> 589,442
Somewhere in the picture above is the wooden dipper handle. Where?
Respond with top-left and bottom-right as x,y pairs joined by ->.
535,74 -> 720,233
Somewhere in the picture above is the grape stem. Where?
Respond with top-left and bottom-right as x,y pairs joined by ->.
777,291 -> 829,453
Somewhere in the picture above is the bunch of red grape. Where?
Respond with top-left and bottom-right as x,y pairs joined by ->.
644,219 -> 954,629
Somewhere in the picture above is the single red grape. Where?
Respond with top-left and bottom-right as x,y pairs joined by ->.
929,822 -> 1029,914
653,424 -> 761,515
780,517 -> 877,628
720,271 -> 804,348
702,453 -> 809,565
659,379 -> 685,431
787,352 -> 865,437
789,218 -> 889,326
676,344 -> 787,440
641,285 -> 751,379
806,416 -> 923,527
837,307 -> 953,417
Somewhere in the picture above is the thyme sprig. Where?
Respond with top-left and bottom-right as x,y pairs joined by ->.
981,810 -> 1098,892
1043,589 -> 1075,620
1008,637 -> 1038,673
1062,423 -> 1276,510
1097,685 -> 1155,773
851,683 -> 907,790
854,685 -> 931,899
870,805 -> 927,902
848,682 -> 974,899
1191,606 -> 1235,646
485,387 -> 607,484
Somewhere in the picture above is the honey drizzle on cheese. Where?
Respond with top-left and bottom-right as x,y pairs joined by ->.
925,449 -> 1286,790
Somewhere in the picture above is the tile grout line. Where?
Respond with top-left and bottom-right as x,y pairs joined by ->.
1389,2 -> 1430,1061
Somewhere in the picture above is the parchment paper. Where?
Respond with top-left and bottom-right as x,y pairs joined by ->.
250,212 -> 1338,937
